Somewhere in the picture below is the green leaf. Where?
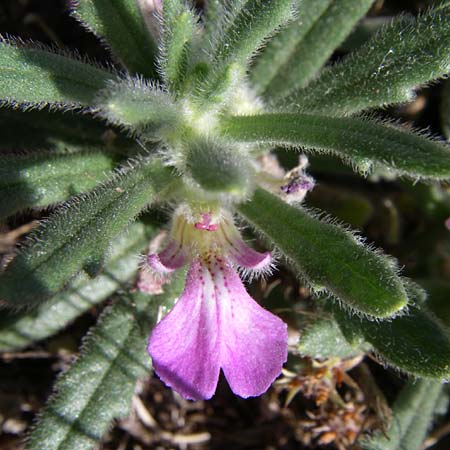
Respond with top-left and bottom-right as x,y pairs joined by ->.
362,380 -> 443,450
0,222 -> 150,351
306,281 -> 450,377
71,0 -> 158,78
0,39 -> 114,108
289,10 -> 450,115
190,62 -> 245,109
160,0 -> 198,92
254,0 -> 374,100
223,113 -> 450,181
27,278 -> 183,450
0,108 -> 136,154
238,188 -> 407,318
298,315 -> 368,359
202,0 -> 226,43
0,158 -> 175,308
0,151 -> 117,219
341,16 -> 394,52
250,0 -> 333,96
207,0 -> 296,82
96,77 -> 180,137
333,303 -> 450,378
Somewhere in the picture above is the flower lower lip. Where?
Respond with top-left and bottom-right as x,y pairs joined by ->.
144,206 -> 288,400
148,257 -> 288,400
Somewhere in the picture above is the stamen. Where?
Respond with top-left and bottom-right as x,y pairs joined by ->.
194,213 -> 218,231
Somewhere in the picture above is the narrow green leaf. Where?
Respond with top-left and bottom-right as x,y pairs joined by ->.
207,0 -> 295,85
307,281 -> 450,377
223,113 -> 450,180
0,151 -> 117,219
0,39 -> 114,108
298,315 -> 368,359
332,303 -> 450,378
71,0 -> 158,78
190,62 -> 245,109
238,188 -> 407,317
203,0 -> 226,43
249,0 -> 333,96
27,278 -> 183,450
0,108 -> 136,154
0,158 -> 175,308
0,223 -> 150,351
96,77 -> 180,136
257,0 -> 374,100
362,307 -> 450,378
399,383 -> 443,450
290,10 -> 450,115
203,0 -> 250,47
341,16 -> 395,52
362,380 -> 443,450
160,0 -> 198,92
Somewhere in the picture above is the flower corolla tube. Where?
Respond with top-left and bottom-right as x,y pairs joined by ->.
146,205 -> 288,400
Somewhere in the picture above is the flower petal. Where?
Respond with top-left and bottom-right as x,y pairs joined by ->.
214,259 -> 288,398
228,238 -> 272,271
218,216 -> 271,271
148,259 -> 221,400
147,239 -> 187,273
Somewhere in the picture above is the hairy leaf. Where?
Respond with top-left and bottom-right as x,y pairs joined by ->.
203,0 -> 226,43
0,151 -> 117,219
207,0 -> 296,89
0,158 -> 174,308
160,0 -> 198,92
250,0 -> 333,96
362,380 -> 443,450
290,10 -> 450,115
223,113 -> 450,180
238,188 -> 407,317
333,304 -> 450,378
256,0 -> 374,100
298,316 -> 368,359
0,223 -> 150,351
341,16 -> 394,52
0,108 -> 136,154
71,0 -> 158,78
27,279 -> 183,450
0,39 -> 114,108
96,77 -> 180,136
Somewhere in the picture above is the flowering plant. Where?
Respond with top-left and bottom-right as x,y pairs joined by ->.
0,0 -> 450,448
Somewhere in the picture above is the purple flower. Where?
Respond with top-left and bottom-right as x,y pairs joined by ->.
145,207 -> 288,400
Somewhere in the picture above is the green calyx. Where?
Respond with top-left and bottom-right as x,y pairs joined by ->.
184,137 -> 253,198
